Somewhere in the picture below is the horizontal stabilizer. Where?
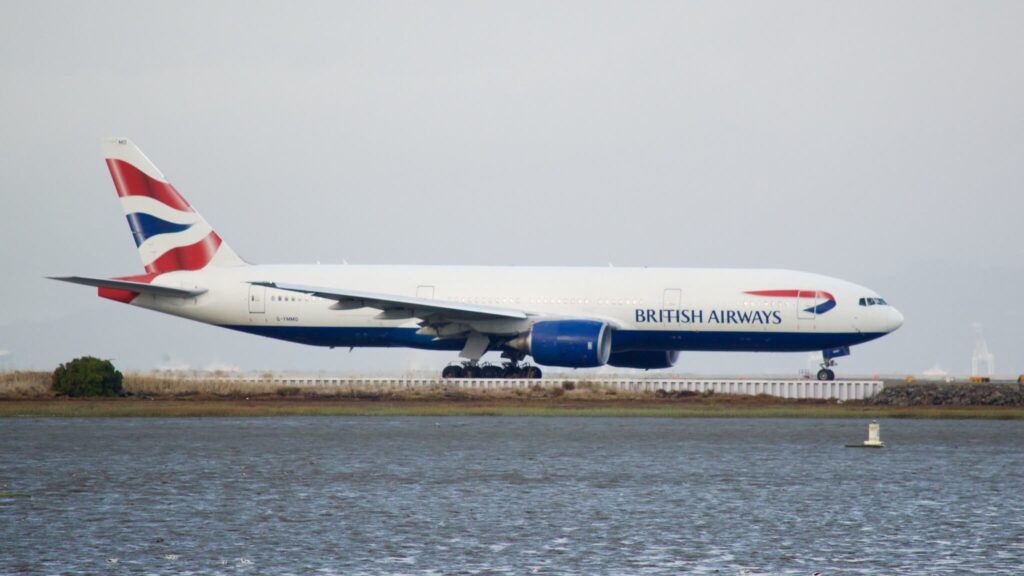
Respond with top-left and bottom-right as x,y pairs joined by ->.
49,276 -> 207,298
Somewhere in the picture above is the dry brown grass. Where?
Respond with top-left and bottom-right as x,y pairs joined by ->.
0,372 -> 690,402
125,374 -> 288,397
0,372 -> 51,398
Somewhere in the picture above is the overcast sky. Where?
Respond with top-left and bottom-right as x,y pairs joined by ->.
1,1 -> 1021,376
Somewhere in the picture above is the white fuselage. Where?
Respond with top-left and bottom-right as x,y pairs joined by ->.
129,264 -> 903,354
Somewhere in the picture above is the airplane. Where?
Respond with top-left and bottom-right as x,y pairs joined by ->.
51,138 -> 903,381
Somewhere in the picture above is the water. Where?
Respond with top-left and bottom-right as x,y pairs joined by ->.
1,417 -> 1022,575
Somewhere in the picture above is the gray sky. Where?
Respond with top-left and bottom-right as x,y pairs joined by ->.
2,1 -> 1022,376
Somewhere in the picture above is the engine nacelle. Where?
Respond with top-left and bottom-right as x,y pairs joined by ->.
508,320 -> 612,368
607,350 -> 679,370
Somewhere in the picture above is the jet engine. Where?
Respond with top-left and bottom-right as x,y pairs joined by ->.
505,320 -> 612,368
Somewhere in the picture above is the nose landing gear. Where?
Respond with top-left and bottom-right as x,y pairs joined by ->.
817,364 -> 836,381
817,346 -> 851,381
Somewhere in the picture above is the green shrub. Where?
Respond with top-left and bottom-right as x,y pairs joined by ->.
52,357 -> 124,397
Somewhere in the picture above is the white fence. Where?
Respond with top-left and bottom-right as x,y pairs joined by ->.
254,377 -> 884,401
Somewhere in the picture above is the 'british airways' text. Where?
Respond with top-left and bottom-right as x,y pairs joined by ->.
634,309 -> 783,325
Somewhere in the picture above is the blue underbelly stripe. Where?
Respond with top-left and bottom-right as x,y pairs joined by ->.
219,325 -> 888,353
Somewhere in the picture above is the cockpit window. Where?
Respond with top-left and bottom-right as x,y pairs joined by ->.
858,297 -> 889,306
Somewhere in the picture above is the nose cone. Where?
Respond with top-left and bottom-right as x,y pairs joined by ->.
886,307 -> 904,332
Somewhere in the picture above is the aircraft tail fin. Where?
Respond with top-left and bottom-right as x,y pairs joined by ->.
101,137 -> 246,273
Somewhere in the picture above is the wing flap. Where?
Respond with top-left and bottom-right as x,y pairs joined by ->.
250,281 -> 528,321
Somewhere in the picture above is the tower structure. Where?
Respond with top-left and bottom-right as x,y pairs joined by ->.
971,323 -> 995,377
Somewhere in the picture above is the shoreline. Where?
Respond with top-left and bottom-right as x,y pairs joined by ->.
2,397 -> 1022,419
4,372 -> 1022,419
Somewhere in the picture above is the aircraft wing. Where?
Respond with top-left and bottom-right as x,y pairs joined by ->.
49,276 -> 207,298
250,281 -> 529,321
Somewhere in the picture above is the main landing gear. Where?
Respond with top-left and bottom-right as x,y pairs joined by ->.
441,361 -> 542,379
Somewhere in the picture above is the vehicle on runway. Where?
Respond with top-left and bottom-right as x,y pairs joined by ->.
52,138 -> 903,380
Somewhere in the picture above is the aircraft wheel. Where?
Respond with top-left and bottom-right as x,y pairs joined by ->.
442,365 -> 464,379
463,364 -> 480,379
481,365 -> 503,379
523,366 -> 543,379
817,368 -> 835,381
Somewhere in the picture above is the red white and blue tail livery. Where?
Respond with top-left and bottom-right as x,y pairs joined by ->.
52,138 -> 903,380
103,138 -> 245,273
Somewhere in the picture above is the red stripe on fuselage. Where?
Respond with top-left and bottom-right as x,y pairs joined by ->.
144,231 -> 222,274
106,159 -> 192,212
97,273 -> 159,304
745,289 -> 835,300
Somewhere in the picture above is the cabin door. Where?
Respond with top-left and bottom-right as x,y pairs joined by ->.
248,284 -> 266,314
663,288 -> 681,309
796,290 -> 817,321
794,289 -> 819,330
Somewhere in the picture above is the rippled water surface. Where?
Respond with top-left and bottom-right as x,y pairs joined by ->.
2,417 -> 1023,575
